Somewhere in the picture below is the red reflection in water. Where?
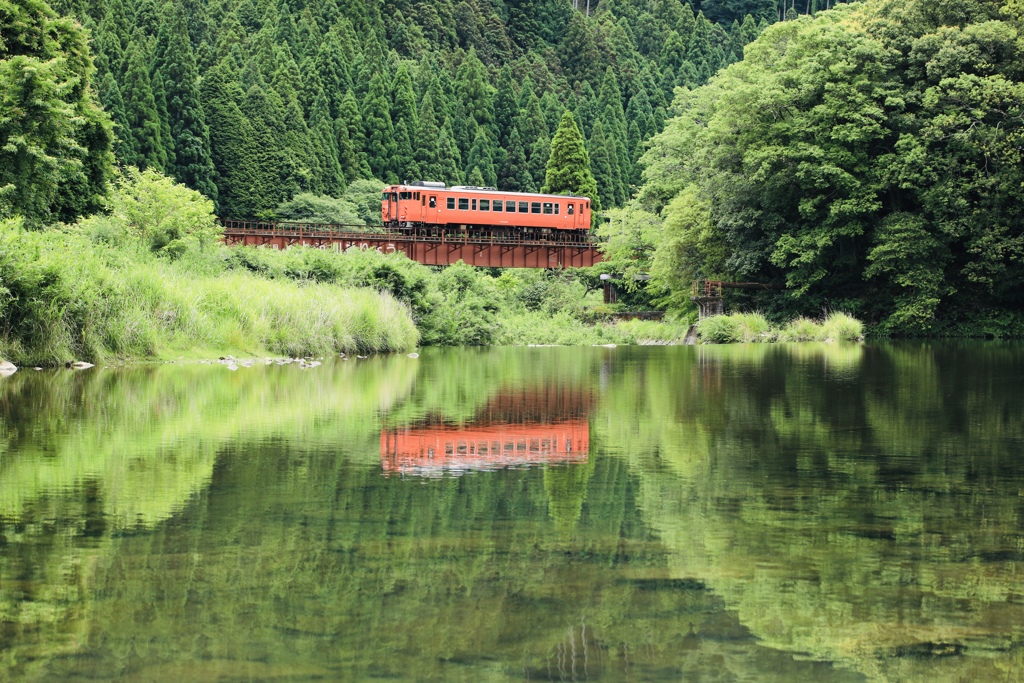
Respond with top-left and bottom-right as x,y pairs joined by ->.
380,420 -> 589,476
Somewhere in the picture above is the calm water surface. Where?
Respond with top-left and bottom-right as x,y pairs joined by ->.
1,344 -> 1022,682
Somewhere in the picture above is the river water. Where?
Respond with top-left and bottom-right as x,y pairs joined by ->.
0,344 -> 1022,682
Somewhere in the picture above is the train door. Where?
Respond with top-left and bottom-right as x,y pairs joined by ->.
428,195 -> 438,223
385,191 -> 398,222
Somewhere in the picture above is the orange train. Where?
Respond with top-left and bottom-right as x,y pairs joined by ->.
380,421 -> 589,476
381,181 -> 593,242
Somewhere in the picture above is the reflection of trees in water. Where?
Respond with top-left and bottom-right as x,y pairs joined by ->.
2,344 -> 1023,681
596,343 -> 1024,681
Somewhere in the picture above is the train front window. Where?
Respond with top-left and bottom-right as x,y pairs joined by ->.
531,202 -> 541,214
446,198 -> 455,209
381,192 -> 389,201
458,198 -> 469,210
543,202 -> 553,214
506,200 -> 516,212
480,200 -> 490,211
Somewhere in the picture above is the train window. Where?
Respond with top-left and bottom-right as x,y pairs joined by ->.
414,192 -> 420,200
542,202 -> 553,214
554,203 -> 559,214
430,196 -> 437,208
568,204 -> 574,215
392,193 -> 398,202
472,199 -> 477,210
506,200 -> 516,212
519,201 -> 529,213
399,192 -> 411,200
458,198 -> 469,210
447,198 -> 455,209
381,192 -> 389,200
531,202 -> 541,213
492,200 -> 502,212
480,199 -> 490,211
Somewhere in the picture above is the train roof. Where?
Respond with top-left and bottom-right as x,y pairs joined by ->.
386,182 -> 590,201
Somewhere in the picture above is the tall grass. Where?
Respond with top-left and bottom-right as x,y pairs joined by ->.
698,311 -> 864,344
0,222 -> 418,365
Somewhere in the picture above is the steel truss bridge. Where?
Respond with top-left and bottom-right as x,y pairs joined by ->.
220,219 -> 603,269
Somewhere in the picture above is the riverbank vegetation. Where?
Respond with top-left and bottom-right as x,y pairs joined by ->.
0,171 -> 418,365
696,311 -> 863,344
602,0 -> 1024,337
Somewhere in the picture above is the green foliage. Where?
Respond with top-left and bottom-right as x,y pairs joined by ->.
636,0 -> 1024,335
273,193 -> 363,226
81,167 -> 220,254
36,0 -> 769,220
698,311 -> 863,343
0,0 -> 113,225
543,111 -> 599,210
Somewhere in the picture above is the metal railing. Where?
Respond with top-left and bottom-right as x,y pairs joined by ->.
219,219 -> 601,248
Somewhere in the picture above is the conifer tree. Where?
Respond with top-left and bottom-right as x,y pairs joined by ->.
543,111 -> 599,211
492,65 -> 518,148
497,126 -> 533,192
201,64 -> 262,216
242,83 -> 288,211
122,41 -> 167,170
455,47 -> 493,128
588,120 -> 619,208
559,14 -> 600,86
361,72 -> 396,182
515,78 -> 547,144
150,70 -> 175,168
466,127 -> 497,187
436,118 -> 464,186
414,91 -> 443,181
334,115 -> 362,183
392,119 -> 419,183
315,30 -> 354,117
298,55 -> 326,117
528,133 -> 550,191
338,89 -> 370,177
97,71 -> 132,165
467,166 -> 486,187
310,90 -> 344,195
281,94 -> 321,195
158,5 -> 217,199
390,63 -> 418,139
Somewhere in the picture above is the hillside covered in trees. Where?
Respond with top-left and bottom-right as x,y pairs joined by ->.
27,0 -> 795,219
608,0 -> 1024,335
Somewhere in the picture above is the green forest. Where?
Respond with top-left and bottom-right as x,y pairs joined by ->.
2,0 -> 1022,356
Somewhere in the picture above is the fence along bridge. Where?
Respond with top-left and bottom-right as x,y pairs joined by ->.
220,219 -> 603,269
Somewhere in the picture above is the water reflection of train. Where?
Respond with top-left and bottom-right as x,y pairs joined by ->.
380,385 -> 592,476
380,421 -> 589,476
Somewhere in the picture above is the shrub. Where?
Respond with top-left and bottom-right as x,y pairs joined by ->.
274,193 -> 364,225
697,315 -> 743,343
780,317 -> 826,342
821,311 -> 864,341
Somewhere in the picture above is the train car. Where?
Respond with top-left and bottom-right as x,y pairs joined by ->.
380,420 -> 590,476
380,181 -> 592,242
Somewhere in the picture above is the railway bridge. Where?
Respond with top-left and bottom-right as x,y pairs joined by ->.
220,219 -> 603,269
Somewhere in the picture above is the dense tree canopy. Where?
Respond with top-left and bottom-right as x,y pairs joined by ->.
33,0 -> 789,220
615,0 -> 1024,334
0,0 -> 113,225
